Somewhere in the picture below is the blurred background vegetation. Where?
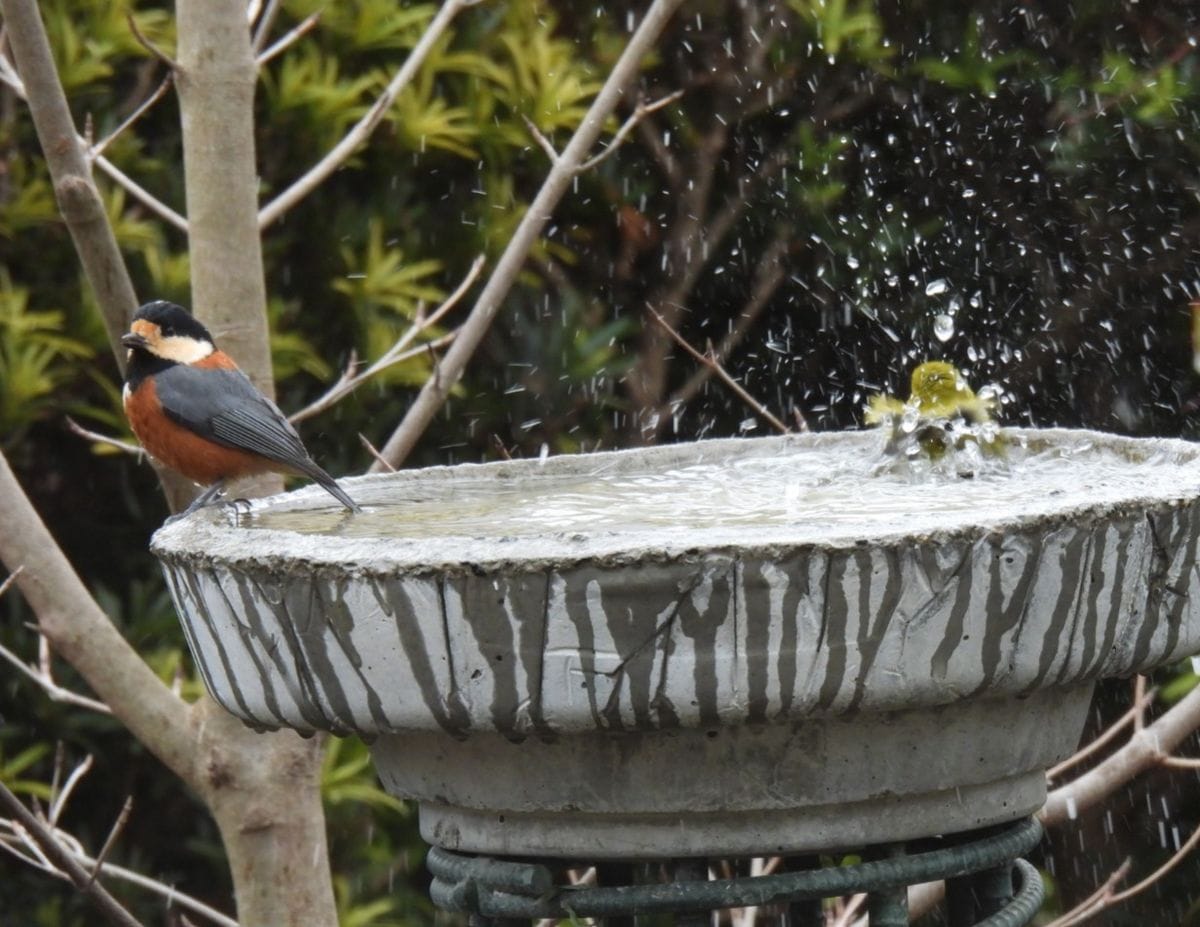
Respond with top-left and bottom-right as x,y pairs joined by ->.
2,0 -> 1200,923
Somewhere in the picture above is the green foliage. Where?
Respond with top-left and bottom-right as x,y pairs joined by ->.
322,737 -> 407,814
788,0 -> 893,65
913,16 -> 1029,95
0,743 -> 54,800
0,285 -> 95,445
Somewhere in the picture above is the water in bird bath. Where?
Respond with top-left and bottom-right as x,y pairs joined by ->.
241,428 -> 1200,546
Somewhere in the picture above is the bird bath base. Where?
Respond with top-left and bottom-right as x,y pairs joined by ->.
374,686 -> 1090,858
425,817 -> 1046,924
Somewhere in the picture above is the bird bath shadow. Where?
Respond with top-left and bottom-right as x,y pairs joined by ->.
151,428 -> 1200,858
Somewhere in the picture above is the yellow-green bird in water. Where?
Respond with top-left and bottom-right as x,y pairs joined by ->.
865,360 -> 1003,464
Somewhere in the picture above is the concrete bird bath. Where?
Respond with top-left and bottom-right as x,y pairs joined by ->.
151,428 -> 1200,860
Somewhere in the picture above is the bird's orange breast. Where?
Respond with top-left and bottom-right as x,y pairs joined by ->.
124,376 -> 274,486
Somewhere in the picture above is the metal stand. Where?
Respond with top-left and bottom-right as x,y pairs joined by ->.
429,817 -> 1045,925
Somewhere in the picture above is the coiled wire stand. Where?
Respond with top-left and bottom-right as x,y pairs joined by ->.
428,817 -> 1044,925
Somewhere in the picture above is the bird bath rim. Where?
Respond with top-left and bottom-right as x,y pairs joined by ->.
150,426 -> 1200,577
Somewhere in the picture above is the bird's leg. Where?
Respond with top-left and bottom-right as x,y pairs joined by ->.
165,481 -> 226,524
188,480 -> 227,510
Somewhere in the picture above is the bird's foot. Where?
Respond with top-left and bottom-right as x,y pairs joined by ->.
164,482 -> 226,524
216,497 -> 254,526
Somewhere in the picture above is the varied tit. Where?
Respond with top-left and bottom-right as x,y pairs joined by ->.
121,300 -> 361,514
865,360 -> 1002,462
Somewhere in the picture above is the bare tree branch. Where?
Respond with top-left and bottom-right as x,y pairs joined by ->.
289,255 -> 485,425
65,417 -> 144,459
0,450 -> 194,780
0,780 -> 145,927
125,12 -> 177,70
258,0 -> 480,229
358,433 -> 396,472
661,232 -> 797,428
1,759 -> 239,927
250,0 -> 285,54
369,0 -> 689,471
635,112 -> 682,189
1041,680 -> 1200,826
89,796 -> 133,886
1047,681 -> 1157,781
577,90 -> 684,173
90,74 -> 173,159
647,305 -> 790,435
48,753 -> 94,826
255,11 -> 320,68
1043,859 -> 1133,927
92,154 -> 188,233
0,632 -> 112,715
522,113 -> 561,162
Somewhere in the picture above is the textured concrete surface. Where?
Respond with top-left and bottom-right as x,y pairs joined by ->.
150,428 -> 1200,855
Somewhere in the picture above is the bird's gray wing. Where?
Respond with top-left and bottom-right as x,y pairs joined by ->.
153,364 -> 313,470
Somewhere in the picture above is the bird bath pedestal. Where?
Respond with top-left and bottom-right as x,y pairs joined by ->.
152,429 -> 1200,916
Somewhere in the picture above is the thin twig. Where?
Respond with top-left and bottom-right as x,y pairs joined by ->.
90,74 -> 173,159
830,892 -> 867,927
660,232 -> 797,431
577,89 -> 684,173
49,754 -> 95,826
0,636 -> 112,714
256,10 -> 320,68
125,12 -> 176,69
92,154 -> 189,233
89,797 -> 133,887
635,105 -> 682,189
289,256 -> 484,424
66,417 -> 144,459
1043,860 -> 1133,927
250,0 -> 284,53
368,0 -> 688,471
490,435 -> 513,460
1047,684 -> 1158,780
291,330 -> 458,425
647,305 -> 789,435
1161,755 -> 1200,769
0,564 -> 23,599
358,433 -> 395,472
0,831 -> 238,927
1134,675 -> 1147,732
1107,821 -> 1200,904
0,49 -> 187,234
259,0 -> 481,229
522,114 -> 560,163
0,781 -> 145,927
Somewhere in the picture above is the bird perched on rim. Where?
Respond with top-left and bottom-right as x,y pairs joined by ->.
122,300 -> 361,514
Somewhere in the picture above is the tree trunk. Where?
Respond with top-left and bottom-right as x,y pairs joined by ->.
173,2 -> 338,924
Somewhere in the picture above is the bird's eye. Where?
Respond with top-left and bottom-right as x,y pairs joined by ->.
161,325 -> 174,337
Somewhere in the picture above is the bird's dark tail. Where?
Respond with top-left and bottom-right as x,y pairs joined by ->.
297,459 -> 362,513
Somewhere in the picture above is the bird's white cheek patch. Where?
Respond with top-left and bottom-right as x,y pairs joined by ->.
157,336 -> 215,365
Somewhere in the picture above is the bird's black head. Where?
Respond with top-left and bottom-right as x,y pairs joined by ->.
122,301 -> 216,366
122,301 -> 217,386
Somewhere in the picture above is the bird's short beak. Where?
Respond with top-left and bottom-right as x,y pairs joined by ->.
121,332 -> 149,349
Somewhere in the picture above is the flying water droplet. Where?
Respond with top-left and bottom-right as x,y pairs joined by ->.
925,278 -> 949,297
933,314 -> 955,342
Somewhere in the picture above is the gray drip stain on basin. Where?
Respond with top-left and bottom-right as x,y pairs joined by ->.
152,428 -> 1200,858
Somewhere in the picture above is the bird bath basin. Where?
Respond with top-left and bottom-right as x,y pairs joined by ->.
151,428 -> 1200,858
